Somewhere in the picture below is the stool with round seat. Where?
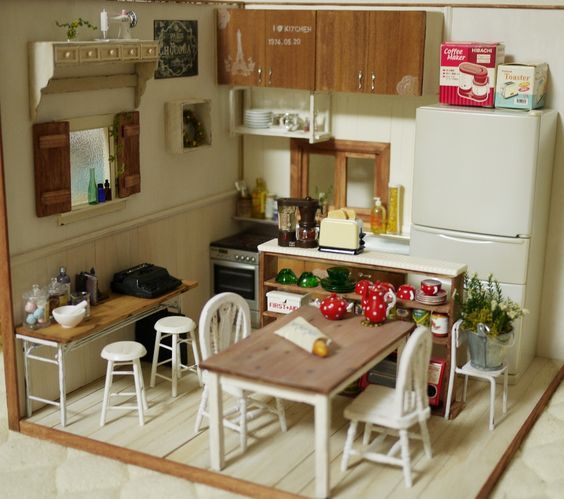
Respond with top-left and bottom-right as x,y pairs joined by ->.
100,341 -> 148,426
149,315 -> 201,397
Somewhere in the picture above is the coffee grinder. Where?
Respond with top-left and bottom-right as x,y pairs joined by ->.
276,198 -> 299,247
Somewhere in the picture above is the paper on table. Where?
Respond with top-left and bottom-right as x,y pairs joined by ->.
275,316 -> 332,353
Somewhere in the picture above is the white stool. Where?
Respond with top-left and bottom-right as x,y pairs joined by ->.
149,316 -> 201,397
100,341 -> 148,426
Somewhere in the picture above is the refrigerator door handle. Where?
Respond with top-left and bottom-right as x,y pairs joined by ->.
438,234 -> 493,245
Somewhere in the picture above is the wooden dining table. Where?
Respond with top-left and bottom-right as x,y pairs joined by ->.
200,305 -> 415,498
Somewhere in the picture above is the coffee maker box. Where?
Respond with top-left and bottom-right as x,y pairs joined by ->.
439,42 -> 505,107
495,63 -> 548,110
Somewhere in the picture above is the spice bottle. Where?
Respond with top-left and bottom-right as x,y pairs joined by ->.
370,197 -> 387,234
251,177 -> 267,219
386,184 -> 402,235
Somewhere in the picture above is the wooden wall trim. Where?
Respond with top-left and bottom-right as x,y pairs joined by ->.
11,189 -> 237,267
19,421 -> 304,499
0,106 -> 20,430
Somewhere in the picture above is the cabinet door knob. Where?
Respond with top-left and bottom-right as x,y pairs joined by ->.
257,67 -> 262,84
87,50 -> 94,57
268,68 -> 272,86
148,48 -> 154,55
109,49 -> 115,55
358,70 -> 363,90
64,51 -> 71,59
371,72 -> 376,92
129,49 -> 135,55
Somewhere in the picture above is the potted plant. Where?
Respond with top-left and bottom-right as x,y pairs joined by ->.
56,18 -> 97,42
458,273 -> 527,370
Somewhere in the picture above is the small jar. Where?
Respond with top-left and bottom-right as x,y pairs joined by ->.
412,308 -> 430,327
22,284 -> 50,330
48,277 -> 68,318
296,224 -> 319,248
431,313 -> 449,336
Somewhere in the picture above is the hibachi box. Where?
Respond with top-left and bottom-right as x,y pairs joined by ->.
266,291 -> 310,314
440,42 -> 505,107
495,63 -> 548,110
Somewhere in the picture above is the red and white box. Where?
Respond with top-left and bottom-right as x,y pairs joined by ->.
266,291 -> 310,314
440,42 -> 505,107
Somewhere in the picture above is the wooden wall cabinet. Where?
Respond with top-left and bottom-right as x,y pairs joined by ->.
217,9 -> 317,90
316,10 -> 429,95
258,240 -> 466,418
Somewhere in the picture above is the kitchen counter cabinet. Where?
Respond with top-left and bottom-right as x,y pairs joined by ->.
316,10 -> 436,95
217,9 -> 316,90
258,238 -> 466,417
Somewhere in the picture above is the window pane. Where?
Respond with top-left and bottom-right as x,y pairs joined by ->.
346,157 -> 374,209
70,128 -> 110,206
308,153 -> 335,201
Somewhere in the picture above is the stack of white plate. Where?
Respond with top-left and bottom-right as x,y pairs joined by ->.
244,109 -> 272,129
415,289 -> 448,305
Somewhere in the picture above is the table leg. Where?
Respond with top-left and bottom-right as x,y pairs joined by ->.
23,340 -> 32,418
57,346 -> 66,427
208,371 -> 225,471
314,395 -> 331,498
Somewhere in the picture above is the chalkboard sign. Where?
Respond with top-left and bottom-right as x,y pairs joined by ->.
154,20 -> 198,79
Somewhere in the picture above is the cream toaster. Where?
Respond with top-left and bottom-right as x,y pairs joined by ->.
318,218 -> 365,254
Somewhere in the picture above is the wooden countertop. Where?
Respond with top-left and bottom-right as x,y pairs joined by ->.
16,279 -> 198,344
200,305 -> 414,395
258,238 -> 467,277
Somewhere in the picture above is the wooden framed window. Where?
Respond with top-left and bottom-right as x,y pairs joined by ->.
290,138 -> 390,224
33,111 -> 140,218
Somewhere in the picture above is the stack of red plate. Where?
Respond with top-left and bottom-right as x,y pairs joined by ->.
415,289 -> 447,305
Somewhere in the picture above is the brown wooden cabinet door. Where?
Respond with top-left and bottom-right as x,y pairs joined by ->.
264,10 -> 316,90
367,11 -> 426,96
315,11 -> 368,93
217,9 -> 265,86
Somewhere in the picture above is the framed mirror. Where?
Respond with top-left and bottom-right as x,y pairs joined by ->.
290,139 -> 390,224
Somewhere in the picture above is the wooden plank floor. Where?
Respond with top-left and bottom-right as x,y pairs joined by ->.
27,357 -> 562,498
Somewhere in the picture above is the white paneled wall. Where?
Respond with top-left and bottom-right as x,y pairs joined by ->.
12,196 -> 239,413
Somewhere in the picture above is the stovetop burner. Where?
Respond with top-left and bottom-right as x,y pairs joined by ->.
210,229 -> 276,253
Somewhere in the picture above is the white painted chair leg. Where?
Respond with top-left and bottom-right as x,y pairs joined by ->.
363,422 -> 373,445
444,367 -> 456,420
189,328 -> 203,386
149,330 -> 162,388
194,384 -> 208,432
463,374 -> 469,402
171,333 -> 178,397
419,418 -> 432,458
276,398 -> 287,432
239,397 -> 247,452
489,377 -> 496,431
133,359 -> 145,426
136,359 -> 149,411
502,367 -> 509,415
399,429 -> 413,488
341,420 -> 358,472
100,360 -> 114,426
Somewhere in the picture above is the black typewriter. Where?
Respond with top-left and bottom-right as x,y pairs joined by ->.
111,263 -> 182,299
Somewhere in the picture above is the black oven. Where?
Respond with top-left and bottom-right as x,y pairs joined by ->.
209,230 -> 276,328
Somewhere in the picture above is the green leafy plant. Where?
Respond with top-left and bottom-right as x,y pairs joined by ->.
458,273 -> 527,336
56,18 -> 97,41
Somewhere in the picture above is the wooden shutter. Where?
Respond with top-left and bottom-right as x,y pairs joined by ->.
33,121 -> 71,217
116,111 -> 140,198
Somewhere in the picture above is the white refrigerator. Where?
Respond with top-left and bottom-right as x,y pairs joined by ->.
410,104 -> 557,380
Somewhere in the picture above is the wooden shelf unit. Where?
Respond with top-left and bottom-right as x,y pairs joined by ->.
258,240 -> 466,418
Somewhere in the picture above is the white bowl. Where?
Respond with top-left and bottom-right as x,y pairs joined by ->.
52,305 -> 86,328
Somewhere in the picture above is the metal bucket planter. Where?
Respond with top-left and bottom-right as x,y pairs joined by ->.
466,324 -> 514,371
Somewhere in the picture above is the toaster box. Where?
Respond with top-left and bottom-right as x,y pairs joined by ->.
440,42 -> 505,107
266,291 -> 311,314
495,63 -> 548,110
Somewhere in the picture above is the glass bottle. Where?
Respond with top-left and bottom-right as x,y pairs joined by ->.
251,177 -> 267,219
104,179 -> 112,201
97,183 -> 106,203
370,197 -> 387,234
56,266 -> 72,301
48,277 -> 67,317
88,168 -> 98,205
22,284 -> 50,330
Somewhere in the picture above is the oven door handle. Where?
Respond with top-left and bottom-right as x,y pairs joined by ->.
210,259 -> 257,272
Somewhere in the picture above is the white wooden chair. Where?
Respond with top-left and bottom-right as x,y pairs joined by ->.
194,292 -> 287,451
341,326 -> 433,488
444,319 -> 509,430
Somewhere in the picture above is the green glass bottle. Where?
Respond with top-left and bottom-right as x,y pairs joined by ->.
88,168 -> 98,205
